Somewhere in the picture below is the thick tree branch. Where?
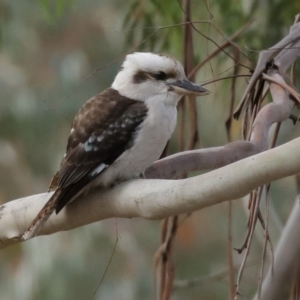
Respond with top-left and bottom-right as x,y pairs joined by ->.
1,137 -> 300,249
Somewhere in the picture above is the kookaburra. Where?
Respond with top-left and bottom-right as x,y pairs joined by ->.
23,52 -> 209,240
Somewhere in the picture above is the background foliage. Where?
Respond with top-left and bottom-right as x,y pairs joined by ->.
0,0 -> 299,299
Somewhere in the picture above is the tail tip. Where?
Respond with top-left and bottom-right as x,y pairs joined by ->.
22,229 -> 35,241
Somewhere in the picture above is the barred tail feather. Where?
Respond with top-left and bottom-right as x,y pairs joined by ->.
22,189 -> 62,240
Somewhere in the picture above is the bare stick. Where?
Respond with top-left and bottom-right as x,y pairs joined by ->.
252,199 -> 300,300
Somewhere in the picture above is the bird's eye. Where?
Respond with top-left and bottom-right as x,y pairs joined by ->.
154,71 -> 167,81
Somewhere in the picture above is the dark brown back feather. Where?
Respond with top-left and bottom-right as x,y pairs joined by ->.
51,88 -> 148,212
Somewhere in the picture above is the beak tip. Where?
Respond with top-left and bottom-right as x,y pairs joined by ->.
202,89 -> 210,96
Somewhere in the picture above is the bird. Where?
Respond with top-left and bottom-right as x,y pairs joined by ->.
22,52 -> 210,240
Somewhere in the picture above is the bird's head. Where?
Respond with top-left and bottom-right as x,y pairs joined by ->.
112,52 -> 210,105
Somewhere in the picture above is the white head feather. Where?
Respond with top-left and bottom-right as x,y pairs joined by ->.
112,52 -> 187,105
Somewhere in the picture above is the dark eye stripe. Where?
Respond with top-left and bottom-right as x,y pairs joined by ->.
154,71 -> 167,81
153,70 -> 177,81
133,70 -> 149,83
133,70 -> 177,84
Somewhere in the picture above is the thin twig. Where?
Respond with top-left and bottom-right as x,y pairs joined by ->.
258,186 -> 271,300
173,259 -> 259,290
91,236 -> 119,299
235,187 -> 263,299
188,20 -> 254,79
262,73 -> 300,103
54,28 -> 161,109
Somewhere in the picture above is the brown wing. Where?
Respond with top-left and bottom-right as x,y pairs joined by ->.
24,91 -> 147,240
50,88 -> 148,212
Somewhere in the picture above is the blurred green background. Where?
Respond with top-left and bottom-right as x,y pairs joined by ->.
1,0 -> 300,299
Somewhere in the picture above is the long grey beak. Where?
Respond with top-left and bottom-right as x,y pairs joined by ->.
167,80 -> 210,96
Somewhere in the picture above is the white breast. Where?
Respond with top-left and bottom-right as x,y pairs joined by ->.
96,94 -> 177,187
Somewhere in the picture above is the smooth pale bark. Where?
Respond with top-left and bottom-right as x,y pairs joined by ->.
253,200 -> 300,300
1,137 -> 300,249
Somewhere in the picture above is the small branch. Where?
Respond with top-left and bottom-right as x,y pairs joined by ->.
145,141 -> 260,179
188,19 -> 253,79
262,72 -> 300,103
173,259 -> 259,290
252,199 -> 300,300
234,22 -> 300,118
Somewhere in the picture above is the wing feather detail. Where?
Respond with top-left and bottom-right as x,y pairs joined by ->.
56,90 -> 148,189
24,88 -> 148,239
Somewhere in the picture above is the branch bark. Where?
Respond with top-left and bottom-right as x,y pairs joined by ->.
145,69 -> 292,180
1,137 -> 300,249
253,199 -> 300,300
